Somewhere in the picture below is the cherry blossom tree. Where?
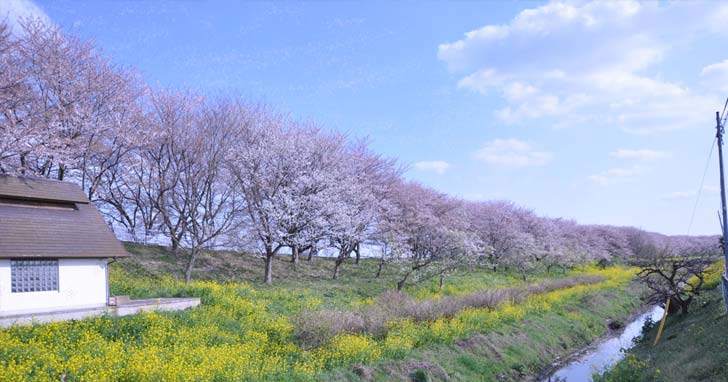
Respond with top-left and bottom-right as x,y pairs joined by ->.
525,217 -> 567,273
383,182 -> 478,290
468,201 -> 531,272
0,19 -> 143,195
176,99 -> 243,282
227,108 -> 325,284
0,21 -> 30,169
328,141 -> 399,279
275,126 -> 347,267
133,90 -> 201,256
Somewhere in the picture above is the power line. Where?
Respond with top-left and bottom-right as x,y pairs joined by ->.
687,136 -> 717,235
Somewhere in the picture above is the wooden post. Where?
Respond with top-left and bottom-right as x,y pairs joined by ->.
653,297 -> 671,347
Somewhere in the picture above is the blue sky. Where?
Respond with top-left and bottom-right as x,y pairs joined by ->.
5,0 -> 728,235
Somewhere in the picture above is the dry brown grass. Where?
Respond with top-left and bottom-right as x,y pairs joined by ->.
293,275 -> 605,347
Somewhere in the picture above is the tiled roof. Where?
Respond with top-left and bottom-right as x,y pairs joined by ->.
0,176 -> 128,258
0,176 -> 88,204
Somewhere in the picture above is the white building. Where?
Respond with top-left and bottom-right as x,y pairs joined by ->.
0,176 -> 128,315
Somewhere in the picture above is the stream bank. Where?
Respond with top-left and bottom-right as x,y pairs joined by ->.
319,278 -> 643,382
541,305 -> 663,382
594,286 -> 728,382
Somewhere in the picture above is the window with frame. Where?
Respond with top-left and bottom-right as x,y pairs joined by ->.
11,259 -> 59,293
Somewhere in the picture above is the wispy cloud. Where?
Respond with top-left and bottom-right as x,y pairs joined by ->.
472,138 -> 552,167
610,149 -> 671,161
662,191 -> 695,200
589,165 -> 646,186
661,185 -> 720,200
413,160 -> 451,175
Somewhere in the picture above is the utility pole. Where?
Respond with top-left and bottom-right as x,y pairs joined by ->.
715,111 -> 728,312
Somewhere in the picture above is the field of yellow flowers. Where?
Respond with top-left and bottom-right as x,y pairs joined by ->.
0,259 -> 639,382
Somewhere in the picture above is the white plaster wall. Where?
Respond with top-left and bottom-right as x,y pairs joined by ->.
0,258 -> 108,314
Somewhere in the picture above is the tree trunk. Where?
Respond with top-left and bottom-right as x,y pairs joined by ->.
333,247 -> 347,280
332,259 -> 343,280
291,245 -> 299,264
19,153 -> 26,175
396,272 -> 410,291
184,249 -> 197,283
439,275 -> 445,291
354,243 -> 361,265
170,239 -> 180,258
680,302 -> 689,314
375,260 -> 384,278
672,296 -> 692,314
307,243 -> 317,261
264,253 -> 274,285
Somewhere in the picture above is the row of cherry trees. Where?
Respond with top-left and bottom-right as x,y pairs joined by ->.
0,20 -> 720,285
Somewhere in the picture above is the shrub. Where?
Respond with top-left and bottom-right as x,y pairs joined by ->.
410,369 -> 431,382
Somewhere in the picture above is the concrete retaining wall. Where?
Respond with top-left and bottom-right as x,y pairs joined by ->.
0,297 -> 200,327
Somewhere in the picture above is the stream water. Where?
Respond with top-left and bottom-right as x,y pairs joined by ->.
543,305 -> 664,382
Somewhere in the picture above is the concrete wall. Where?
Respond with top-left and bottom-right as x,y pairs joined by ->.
0,297 -> 201,327
0,258 -> 107,314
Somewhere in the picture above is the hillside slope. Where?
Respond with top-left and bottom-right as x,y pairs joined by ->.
119,242 -> 526,305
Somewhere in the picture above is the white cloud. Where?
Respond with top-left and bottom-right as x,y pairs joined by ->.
413,160 -> 451,175
702,60 -> 728,76
456,68 -> 505,95
662,191 -> 695,200
610,149 -> 671,161
438,1 -> 653,73
438,1 -> 722,133
0,0 -> 50,34
703,185 -> 720,194
472,138 -> 552,167
591,149 -> 669,186
661,185 -> 720,200
588,165 -> 646,186
701,59 -> 728,92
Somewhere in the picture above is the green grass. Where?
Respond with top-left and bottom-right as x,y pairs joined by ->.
120,242 -> 541,309
596,285 -> 728,382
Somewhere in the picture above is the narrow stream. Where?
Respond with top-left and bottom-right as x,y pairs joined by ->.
543,305 -> 664,382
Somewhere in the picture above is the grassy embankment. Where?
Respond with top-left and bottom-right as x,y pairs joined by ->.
596,260 -> 728,382
0,243 -> 643,382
